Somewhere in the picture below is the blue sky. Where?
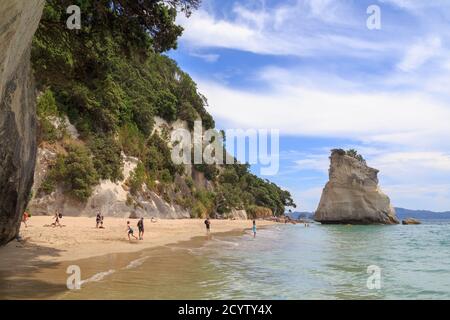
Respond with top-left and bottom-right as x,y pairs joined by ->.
168,0 -> 450,212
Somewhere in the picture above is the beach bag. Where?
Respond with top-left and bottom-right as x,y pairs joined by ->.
59,213 -> 63,219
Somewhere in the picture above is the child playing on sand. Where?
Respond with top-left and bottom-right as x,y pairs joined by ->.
137,218 -> 144,240
252,220 -> 257,238
127,221 -> 138,241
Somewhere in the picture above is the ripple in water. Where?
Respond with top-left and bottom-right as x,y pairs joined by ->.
56,221 -> 450,299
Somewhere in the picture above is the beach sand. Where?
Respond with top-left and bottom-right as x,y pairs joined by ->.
0,216 -> 275,271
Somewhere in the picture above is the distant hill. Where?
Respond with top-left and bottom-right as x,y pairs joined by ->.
287,208 -> 450,220
286,212 -> 314,220
394,208 -> 450,220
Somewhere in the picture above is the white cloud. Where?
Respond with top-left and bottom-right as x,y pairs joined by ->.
383,184 -> 450,211
176,0 -> 450,211
177,5 -> 397,58
198,78 -> 450,149
397,36 -> 442,72
380,0 -> 450,11
292,186 -> 324,212
189,52 -> 220,63
294,155 -> 329,173
372,151 -> 450,173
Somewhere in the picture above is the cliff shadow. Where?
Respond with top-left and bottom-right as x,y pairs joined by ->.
0,240 -> 68,299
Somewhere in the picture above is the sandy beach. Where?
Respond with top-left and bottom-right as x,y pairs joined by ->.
0,216 -> 275,271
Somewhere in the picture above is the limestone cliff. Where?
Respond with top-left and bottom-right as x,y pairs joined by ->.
29,118 -> 192,219
314,149 -> 398,225
0,0 -> 45,245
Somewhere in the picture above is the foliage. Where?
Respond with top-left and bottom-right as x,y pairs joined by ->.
345,149 -> 367,164
128,162 -> 147,195
40,143 -> 99,201
87,135 -> 123,182
37,89 -> 58,118
215,163 -> 296,216
36,89 -> 60,143
32,0 -> 295,215
145,134 -> 183,182
332,148 -> 367,164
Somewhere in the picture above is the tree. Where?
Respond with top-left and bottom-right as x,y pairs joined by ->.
345,149 -> 366,164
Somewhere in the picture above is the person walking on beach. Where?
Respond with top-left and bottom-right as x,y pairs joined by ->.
252,220 -> 257,238
100,214 -> 105,228
22,211 -> 29,228
52,210 -> 62,228
96,211 -> 101,228
127,221 -> 138,241
204,218 -> 211,236
137,217 -> 144,240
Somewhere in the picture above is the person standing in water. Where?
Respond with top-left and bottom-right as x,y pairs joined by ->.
137,217 -> 144,240
252,220 -> 257,238
204,218 -> 211,236
127,221 -> 138,241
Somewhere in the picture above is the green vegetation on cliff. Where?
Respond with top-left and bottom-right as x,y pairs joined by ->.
32,0 -> 295,216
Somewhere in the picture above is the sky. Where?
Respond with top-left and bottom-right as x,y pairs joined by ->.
168,0 -> 450,212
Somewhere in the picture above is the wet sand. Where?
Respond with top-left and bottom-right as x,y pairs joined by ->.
0,217 -> 274,299
0,216 -> 274,272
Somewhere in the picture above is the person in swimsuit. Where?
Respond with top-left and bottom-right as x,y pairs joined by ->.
204,218 -> 211,236
252,220 -> 257,238
137,218 -> 144,240
52,210 -> 62,228
22,211 -> 29,228
127,221 -> 138,241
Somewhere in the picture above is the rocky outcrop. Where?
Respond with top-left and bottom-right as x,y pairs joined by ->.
29,151 -> 191,219
402,218 -> 421,225
225,209 -> 248,220
0,0 -> 45,245
314,150 -> 398,225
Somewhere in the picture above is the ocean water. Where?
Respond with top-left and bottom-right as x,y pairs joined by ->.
2,221 -> 450,299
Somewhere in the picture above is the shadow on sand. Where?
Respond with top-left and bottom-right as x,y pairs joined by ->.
0,240 -> 68,299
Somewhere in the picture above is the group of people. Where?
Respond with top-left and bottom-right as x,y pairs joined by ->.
126,217 -> 157,241
95,212 -> 105,229
22,209 -> 259,241
127,218 -> 145,241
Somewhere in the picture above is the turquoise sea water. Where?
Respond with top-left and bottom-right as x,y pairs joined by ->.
58,220 -> 450,300
2,221 -> 449,299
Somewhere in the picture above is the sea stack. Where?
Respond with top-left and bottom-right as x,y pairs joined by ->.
314,149 -> 398,225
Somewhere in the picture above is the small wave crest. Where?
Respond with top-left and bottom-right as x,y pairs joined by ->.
125,256 -> 149,270
80,269 -> 115,286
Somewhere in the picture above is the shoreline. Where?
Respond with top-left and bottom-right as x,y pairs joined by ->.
0,216 -> 277,272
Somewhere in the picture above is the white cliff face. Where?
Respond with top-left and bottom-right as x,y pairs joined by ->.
0,0 -> 45,245
314,150 -> 398,225
30,150 -> 191,219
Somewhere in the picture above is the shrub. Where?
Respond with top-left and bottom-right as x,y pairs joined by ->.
40,143 -> 99,201
128,162 -> 146,195
118,123 -> 145,158
88,135 -> 124,182
37,89 -> 58,118
191,201 -> 207,219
